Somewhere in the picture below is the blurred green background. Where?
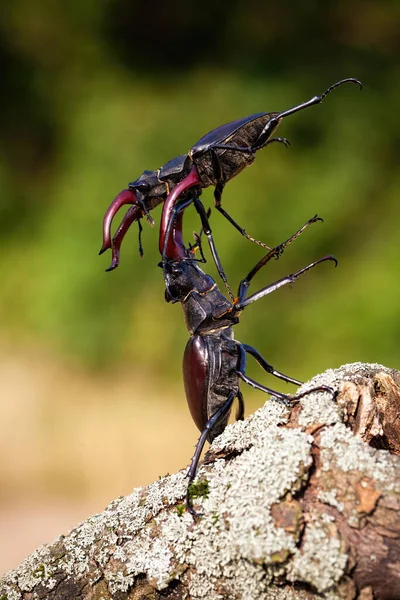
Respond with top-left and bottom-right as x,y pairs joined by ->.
1,0 -> 399,572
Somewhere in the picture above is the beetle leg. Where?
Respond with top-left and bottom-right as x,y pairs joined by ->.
209,136 -> 289,155
293,385 -> 337,401
193,197 -> 234,300
235,390 -> 245,421
241,343 -> 302,386
237,346 -> 292,404
188,232 -> 206,262
208,148 -> 273,252
253,77 -> 362,151
236,255 -> 337,310
186,391 -> 237,518
236,215 -> 323,301
162,192 -> 235,300
209,149 -> 227,209
209,142 -> 254,153
237,346 -> 335,402
216,202 -> 274,252
266,136 -> 290,149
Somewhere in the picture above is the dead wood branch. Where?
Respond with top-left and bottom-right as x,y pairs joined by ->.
1,362 -> 400,600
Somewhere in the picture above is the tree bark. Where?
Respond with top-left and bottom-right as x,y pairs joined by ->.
1,362 -> 400,600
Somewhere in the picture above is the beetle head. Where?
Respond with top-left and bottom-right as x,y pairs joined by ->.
162,260 -> 214,304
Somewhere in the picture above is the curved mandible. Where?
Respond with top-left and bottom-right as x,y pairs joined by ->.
99,188 -> 138,255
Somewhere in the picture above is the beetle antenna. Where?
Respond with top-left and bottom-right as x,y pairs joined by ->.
320,77 -> 362,100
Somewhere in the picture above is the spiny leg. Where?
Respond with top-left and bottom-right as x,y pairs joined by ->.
237,345 -> 335,404
209,136 -> 290,156
211,138 -> 289,251
193,198 -> 234,300
236,255 -> 337,310
188,231 -> 207,263
241,343 -> 302,386
235,390 -> 245,421
163,194 -> 235,300
236,345 -> 293,405
186,391 -> 237,518
236,214 -> 323,303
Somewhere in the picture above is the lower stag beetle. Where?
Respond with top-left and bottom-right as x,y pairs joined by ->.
162,208 -> 337,517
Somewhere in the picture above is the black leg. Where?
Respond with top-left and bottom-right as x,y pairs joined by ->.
236,255 -> 337,310
236,215 -> 323,304
188,231 -> 207,263
210,147 -> 273,251
163,195 -> 234,300
237,345 -> 292,404
235,390 -> 245,421
237,345 -> 336,404
212,137 -> 292,250
242,343 -> 302,386
215,204 -> 273,251
193,198 -> 234,300
209,136 -> 290,155
186,391 -> 237,518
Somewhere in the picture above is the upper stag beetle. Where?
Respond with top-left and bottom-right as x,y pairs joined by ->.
100,78 -> 361,273
161,208 -> 337,516
159,77 -> 361,263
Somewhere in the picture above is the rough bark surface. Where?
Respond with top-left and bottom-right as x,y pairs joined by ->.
1,362 -> 400,600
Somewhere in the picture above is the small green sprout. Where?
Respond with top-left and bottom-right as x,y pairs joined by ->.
188,479 -> 209,499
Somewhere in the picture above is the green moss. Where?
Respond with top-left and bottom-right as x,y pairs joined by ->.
188,479 -> 209,499
32,563 -> 45,578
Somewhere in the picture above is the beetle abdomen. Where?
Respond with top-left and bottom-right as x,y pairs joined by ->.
192,112 -> 281,188
183,336 -> 210,433
183,333 -> 240,442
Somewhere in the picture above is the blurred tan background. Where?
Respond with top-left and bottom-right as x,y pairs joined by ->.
1,0 -> 400,573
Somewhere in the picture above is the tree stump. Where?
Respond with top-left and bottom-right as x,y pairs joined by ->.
1,362 -> 400,600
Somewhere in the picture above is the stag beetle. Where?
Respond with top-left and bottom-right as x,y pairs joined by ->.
159,77 -> 361,263
161,207 -> 336,516
101,78 -> 361,273
100,158 -> 191,268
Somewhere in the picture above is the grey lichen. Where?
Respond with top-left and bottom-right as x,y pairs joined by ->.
287,516 -> 348,593
320,422 -> 400,493
1,363 -> 399,600
1,404 -> 315,600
